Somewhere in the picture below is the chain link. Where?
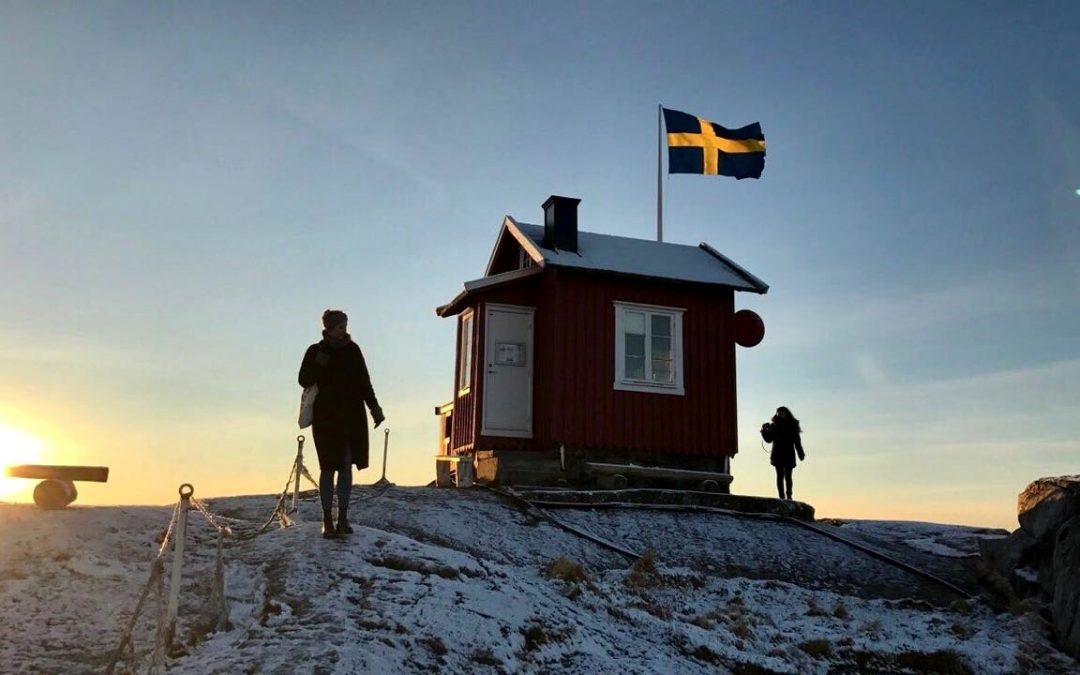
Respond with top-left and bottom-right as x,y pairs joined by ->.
190,498 -> 233,537
156,500 -> 181,559
299,463 -> 319,489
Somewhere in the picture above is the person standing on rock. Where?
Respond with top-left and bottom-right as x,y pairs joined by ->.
760,406 -> 805,500
299,309 -> 385,538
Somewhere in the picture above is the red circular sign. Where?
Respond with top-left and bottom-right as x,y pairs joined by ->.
733,309 -> 764,348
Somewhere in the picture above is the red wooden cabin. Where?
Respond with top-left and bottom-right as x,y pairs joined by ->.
435,196 -> 767,491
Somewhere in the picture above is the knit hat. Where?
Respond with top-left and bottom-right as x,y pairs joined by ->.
322,309 -> 348,331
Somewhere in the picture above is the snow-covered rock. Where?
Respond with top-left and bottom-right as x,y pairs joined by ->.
2,488 -> 1077,674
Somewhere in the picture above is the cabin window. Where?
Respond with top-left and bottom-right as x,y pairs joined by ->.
458,311 -> 474,394
613,302 -> 685,396
518,247 -> 534,269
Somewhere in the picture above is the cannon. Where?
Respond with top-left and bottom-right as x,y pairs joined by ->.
5,465 -> 110,509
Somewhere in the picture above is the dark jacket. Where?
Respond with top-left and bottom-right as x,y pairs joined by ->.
298,337 -> 380,471
761,419 -> 804,469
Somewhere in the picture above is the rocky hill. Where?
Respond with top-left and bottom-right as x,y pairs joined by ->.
1,487 -> 1077,674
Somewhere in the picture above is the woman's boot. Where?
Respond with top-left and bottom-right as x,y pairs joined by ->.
322,509 -> 337,538
337,504 -> 353,535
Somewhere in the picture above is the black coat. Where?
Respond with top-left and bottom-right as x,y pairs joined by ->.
298,338 -> 380,471
762,420 -> 804,469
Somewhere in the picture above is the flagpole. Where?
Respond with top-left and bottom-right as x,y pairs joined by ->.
657,104 -> 663,242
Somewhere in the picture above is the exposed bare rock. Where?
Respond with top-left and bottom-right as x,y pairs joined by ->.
1018,476 -> 1080,544
1052,514 -> 1080,659
980,476 -> 1080,659
979,527 -> 1036,577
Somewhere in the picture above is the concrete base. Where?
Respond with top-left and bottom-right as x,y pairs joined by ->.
585,462 -> 732,493
509,487 -> 816,522
474,449 -> 569,487
473,448 -> 735,493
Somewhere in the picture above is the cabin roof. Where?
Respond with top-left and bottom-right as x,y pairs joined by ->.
437,215 -> 768,317
492,217 -> 768,293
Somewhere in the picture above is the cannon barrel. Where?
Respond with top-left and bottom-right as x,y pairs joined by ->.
6,465 -> 109,483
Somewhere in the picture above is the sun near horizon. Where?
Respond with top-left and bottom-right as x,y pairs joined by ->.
0,422 -> 49,501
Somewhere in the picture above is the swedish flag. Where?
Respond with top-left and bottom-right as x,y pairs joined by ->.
663,108 -> 766,179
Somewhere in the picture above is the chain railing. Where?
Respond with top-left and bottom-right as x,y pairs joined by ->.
105,431 -> 396,673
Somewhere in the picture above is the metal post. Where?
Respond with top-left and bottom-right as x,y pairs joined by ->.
164,483 -> 193,648
292,435 -> 304,512
373,428 -> 394,488
657,103 -> 664,243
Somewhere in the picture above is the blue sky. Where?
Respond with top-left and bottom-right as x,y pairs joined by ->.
1,2 -> 1077,527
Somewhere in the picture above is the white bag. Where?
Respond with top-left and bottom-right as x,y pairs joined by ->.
298,384 -> 318,429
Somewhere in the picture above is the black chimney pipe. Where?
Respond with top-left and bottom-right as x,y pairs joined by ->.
542,195 -> 581,253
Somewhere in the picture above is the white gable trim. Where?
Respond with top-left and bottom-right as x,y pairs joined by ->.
483,216 -> 546,277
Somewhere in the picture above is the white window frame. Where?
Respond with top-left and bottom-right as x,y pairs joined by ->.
613,301 -> 685,396
518,247 -> 534,269
457,310 -> 474,396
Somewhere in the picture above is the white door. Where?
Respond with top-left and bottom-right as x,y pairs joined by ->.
481,304 -> 534,438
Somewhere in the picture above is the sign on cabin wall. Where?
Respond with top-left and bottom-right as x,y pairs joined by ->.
495,342 -> 527,367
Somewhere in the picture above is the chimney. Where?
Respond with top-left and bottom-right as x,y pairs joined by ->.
542,195 -> 581,253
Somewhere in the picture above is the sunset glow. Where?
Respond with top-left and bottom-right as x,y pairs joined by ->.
0,424 -> 47,500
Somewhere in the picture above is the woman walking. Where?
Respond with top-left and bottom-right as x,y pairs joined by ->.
299,309 -> 385,538
760,406 -> 805,500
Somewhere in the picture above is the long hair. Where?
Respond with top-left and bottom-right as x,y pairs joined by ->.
772,406 -> 802,433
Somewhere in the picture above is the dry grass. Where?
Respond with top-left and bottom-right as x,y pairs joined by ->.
544,556 -> 589,584
625,549 -> 660,589
949,598 -> 973,613
633,597 -> 672,620
689,614 -> 714,629
522,624 -> 549,652
832,599 -> 849,620
861,618 -> 883,640
731,618 -> 754,640
688,608 -> 727,630
687,644 -> 723,664
975,562 -> 1020,613
562,584 -> 583,600
894,650 -> 972,674
798,639 -> 833,659
521,622 -> 574,652
731,663 -> 782,675
418,636 -> 447,656
805,595 -> 829,617
848,648 -> 973,674
470,648 -> 501,666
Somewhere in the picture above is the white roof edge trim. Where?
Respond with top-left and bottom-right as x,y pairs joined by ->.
435,289 -> 467,317
481,220 -> 509,277
463,265 -> 543,292
438,265 -> 544,317
504,216 -> 546,266
698,242 -> 770,293
482,216 -> 547,277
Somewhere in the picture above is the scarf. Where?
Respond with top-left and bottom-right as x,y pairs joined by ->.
320,331 -> 353,349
